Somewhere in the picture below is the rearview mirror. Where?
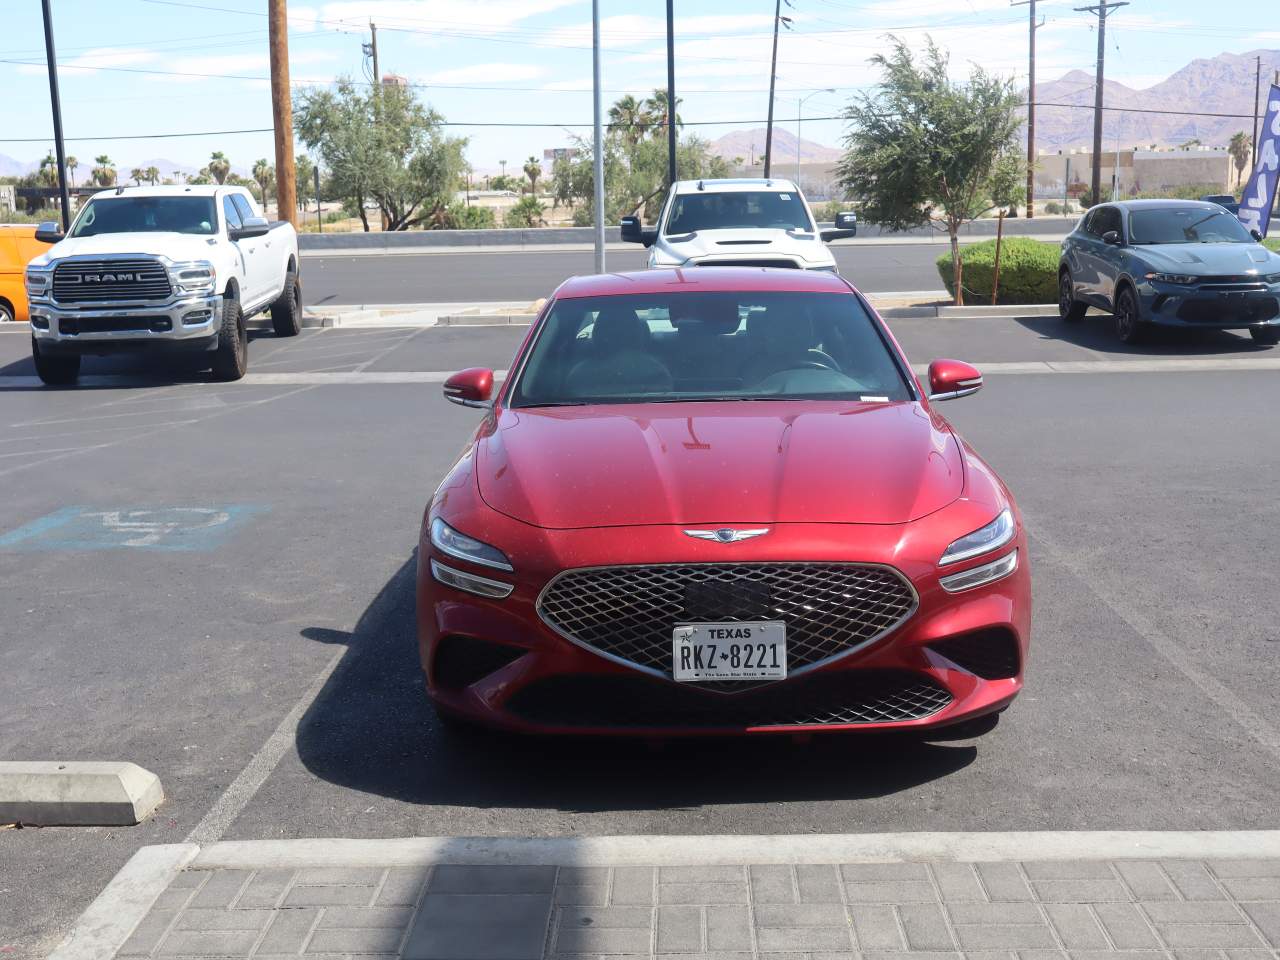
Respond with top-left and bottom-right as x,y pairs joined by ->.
34,221 -> 63,244
443,367 -> 494,408
230,216 -> 270,240
1251,228 -> 1264,241
619,215 -> 657,247
1101,230 -> 1122,246
927,359 -> 983,402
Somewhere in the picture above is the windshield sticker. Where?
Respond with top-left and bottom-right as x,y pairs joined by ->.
779,194 -> 791,200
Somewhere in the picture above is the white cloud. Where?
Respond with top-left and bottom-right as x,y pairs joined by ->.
310,0 -> 577,34
419,62 -> 545,85
17,47 -> 159,76
145,49 -> 337,84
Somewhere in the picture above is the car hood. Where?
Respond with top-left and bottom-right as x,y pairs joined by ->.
477,401 -> 964,529
1135,242 -> 1280,274
34,232 -> 219,268
656,228 -> 831,266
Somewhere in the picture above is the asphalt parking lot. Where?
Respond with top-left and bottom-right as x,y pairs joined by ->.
2,317 -> 1279,957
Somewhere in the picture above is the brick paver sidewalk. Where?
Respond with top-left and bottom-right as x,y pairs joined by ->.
108,857 -> 1280,960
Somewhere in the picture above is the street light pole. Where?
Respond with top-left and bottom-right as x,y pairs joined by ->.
1074,1 -> 1127,207
797,88 -> 834,186
592,0 -> 606,273
39,0 -> 72,230
665,0 -> 677,188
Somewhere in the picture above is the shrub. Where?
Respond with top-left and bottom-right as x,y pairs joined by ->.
504,195 -> 545,227
1043,201 -> 1063,215
1265,237 -> 1280,254
935,236 -> 1059,304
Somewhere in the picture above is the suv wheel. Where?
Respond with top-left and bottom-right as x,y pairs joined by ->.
1113,286 -> 1145,344
1250,325 -> 1280,346
1058,272 -> 1087,322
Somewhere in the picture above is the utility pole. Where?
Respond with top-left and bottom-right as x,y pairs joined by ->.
1074,1 -> 1127,207
39,0 -> 72,230
1012,0 -> 1042,216
369,21 -> 379,85
665,0 -> 677,188
763,0 -> 792,177
268,0 -> 296,226
314,164 -> 322,233
1253,56 -> 1262,167
592,0 -> 606,272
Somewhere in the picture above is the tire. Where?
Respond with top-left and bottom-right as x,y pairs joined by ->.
1250,325 -> 1280,346
0,300 -> 14,324
270,268 -> 302,337
1113,285 -> 1145,344
1058,271 -> 1087,322
209,294 -> 247,381
31,336 -> 80,386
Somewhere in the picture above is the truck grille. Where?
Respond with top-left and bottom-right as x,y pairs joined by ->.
537,562 -> 917,686
53,258 -> 171,304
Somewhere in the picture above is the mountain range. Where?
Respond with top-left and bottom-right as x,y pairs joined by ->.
709,127 -> 841,165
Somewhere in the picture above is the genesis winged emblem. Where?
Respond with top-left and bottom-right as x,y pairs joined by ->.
683,528 -> 770,544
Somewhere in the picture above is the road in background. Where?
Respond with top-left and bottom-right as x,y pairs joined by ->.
301,242 -> 978,306
2,318 -> 1278,957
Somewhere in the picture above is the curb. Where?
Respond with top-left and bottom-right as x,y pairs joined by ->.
0,761 -> 164,827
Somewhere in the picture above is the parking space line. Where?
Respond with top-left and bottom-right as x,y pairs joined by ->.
353,328 -> 430,373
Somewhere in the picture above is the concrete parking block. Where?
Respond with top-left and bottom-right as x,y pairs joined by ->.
0,761 -> 164,826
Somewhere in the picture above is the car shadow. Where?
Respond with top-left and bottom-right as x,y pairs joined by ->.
1015,313 -> 1272,356
294,555 -> 980,814
0,330 -> 279,384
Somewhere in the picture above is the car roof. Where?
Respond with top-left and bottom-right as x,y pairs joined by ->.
1101,198 -> 1227,211
87,185 -> 247,199
554,268 -> 852,300
671,177 -> 800,195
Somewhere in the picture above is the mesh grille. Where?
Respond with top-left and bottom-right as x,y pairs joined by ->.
53,258 -> 172,303
538,563 -> 917,683
929,629 -> 1021,681
505,670 -> 952,729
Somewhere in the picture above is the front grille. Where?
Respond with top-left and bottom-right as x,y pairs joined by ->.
697,259 -> 800,268
58,315 -> 171,335
1176,297 -> 1279,324
537,563 -> 917,686
53,258 -> 171,304
929,628 -> 1021,680
505,670 -> 952,729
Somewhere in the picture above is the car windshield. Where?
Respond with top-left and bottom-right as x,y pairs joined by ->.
69,196 -> 218,237
1128,206 -> 1253,244
509,291 -> 912,407
665,191 -> 813,234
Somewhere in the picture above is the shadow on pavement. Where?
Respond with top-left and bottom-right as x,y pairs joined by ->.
1015,314 -> 1272,356
0,331 -> 281,382
295,555 -> 978,813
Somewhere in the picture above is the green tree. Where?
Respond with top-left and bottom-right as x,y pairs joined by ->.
523,155 -> 542,196
642,89 -> 682,140
1228,131 -> 1250,188
37,152 -> 58,187
988,147 -> 1026,213
444,202 -> 496,229
129,167 -> 146,185
252,158 -> 275,208
146,166 -> 161,185
66,156 -> 78,188
295,154 -> 315,209
837,37 -> 1023,305
91,155 -> 116,186
505,195 -> 545,227
206,151 -> 231,185
295,78 -> 468,231
607,94 -> 646,147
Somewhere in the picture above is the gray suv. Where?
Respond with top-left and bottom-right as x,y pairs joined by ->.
1058,199 -> 1280,344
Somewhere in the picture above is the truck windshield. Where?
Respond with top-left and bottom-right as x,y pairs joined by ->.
1128,207 -> 1253,245
665,191 -> 813,234
69,196 -> 218,237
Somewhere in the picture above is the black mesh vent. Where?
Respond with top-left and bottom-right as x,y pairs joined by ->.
929,629 -> 1020,680
432,635 -> 526,690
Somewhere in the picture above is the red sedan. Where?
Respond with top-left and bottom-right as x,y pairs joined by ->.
418,268 -> 1030,737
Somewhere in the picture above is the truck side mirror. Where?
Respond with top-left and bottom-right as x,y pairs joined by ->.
34,221 -> 63,244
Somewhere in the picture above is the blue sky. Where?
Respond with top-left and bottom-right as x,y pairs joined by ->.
2,0 -> 1278,176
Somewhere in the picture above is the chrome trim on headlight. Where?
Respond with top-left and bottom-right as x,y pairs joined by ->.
430,559 -> 514,599
429,516 -> 514,572
939,549 -> 1019,593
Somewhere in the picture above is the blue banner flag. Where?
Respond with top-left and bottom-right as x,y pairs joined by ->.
1239,83 -> 1280,238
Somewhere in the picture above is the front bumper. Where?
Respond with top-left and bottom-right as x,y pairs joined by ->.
29,294 -> 224,354
1138,280 -> 1280,329
416,522 -> 1031,737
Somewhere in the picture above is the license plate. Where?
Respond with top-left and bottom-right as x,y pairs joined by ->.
672,621 -> 787,681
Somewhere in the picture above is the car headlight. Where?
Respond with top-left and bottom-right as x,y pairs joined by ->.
1145,272 -> 1197,285
811,264 -> 840,273
25,268 -> 51,298
940,549 -> 1019,593
170,261 -> 216,296
429,517 -> 513,572
939,508 -> 1015,566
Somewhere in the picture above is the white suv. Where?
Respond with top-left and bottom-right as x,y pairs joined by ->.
621,178 -> 856,272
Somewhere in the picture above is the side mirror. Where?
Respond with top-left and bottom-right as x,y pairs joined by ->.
34,221 -> 63,244
927,359 -> 983,402
834,211 -> 858,231
230,216 -> 270,240
443,367 -> 494,408
1251,228 -> 1264,242
1101,230 -> 1122,246
619,215 -> 657,247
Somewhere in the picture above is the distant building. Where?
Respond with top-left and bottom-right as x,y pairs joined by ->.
542,147 -> 580,165
381,74 -> 410,89
0,184 -> 14,213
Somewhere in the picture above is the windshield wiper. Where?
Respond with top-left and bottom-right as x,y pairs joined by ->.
518,400 -> 591,408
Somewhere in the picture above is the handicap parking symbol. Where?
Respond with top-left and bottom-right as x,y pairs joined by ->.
0,505 -> 265,551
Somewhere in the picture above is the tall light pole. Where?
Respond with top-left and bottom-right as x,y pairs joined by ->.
665,0 -> 677,187
591,0 -> 606,272
40,0 -> 72,230
797,88 -> 834,186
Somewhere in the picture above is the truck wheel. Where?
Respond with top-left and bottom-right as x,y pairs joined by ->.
0,301 -> 14,323
210,296 -> 247,381
32,336 -> 80,386
270,269 -> 302,337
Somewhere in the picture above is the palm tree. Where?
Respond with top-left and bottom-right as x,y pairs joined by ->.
608,94 -> 646,147
66,156 -> 78,188
1228,131 -> 1251,187
522,156 -> 542,197
129,167 -> 146,185
91,155 -> 116,187
206,151 -> 231,185
642,89 -> 682,141
37,152 -> 58,187
146,166 -> 161,185
252,158 -> 274,208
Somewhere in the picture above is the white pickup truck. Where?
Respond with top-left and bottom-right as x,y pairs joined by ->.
621,177 -> 858,272
25,184 -> 301,385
